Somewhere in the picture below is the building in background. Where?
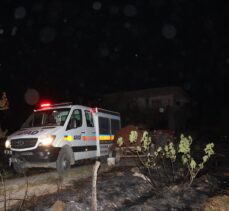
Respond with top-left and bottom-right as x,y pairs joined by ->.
102,86 -> 191,131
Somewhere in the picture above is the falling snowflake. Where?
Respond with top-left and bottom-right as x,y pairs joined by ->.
14,6 -> 26,19
123,21 -> 131,29
123,5 -> 137,17
40,27 -> 56,43
100,47 -> 109,57
92,1 -> 102,10
11,26 -> 17,36
79,82 -> 85,88
162,24 -> 177,39
24,89 -> 40,105
109,5 -> 119,15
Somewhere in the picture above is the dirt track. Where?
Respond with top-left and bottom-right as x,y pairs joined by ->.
0,163 -> 110,210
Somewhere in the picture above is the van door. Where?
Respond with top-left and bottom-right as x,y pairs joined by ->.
65,109 -> 85,160
83,109 -> 96,158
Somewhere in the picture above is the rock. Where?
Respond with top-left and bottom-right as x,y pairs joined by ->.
116,171 -> 124,176
133,172 -> 150,182
131,167 -> 140,173
52,200 -> 66,211
170,185 -> 181,192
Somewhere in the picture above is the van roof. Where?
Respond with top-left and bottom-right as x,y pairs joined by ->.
35,105 -> 120,115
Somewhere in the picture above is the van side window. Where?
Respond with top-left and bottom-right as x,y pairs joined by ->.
99,117 -> 110,134
111,119 -> 120,134
85,110 -> 94,127
67,109 -> 82,130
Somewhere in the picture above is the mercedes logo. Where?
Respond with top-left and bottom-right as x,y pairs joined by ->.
16,140 -> 24,146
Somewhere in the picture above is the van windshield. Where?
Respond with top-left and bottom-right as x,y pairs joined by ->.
21,108 -> 71,128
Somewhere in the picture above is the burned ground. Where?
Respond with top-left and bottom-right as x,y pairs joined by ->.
5,160 -> 228,211
1,130 -> 229,211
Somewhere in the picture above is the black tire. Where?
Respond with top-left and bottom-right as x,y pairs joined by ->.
13,162 -> 27,175
56,148 -> 72,176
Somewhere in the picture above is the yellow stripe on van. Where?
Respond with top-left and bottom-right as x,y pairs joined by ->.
64,135 -> 73,141
99,135 -> 114,141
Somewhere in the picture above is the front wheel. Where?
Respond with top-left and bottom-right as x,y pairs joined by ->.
56,148 -> 71,176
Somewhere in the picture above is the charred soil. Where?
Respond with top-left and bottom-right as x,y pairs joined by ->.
5,162 -> 229,211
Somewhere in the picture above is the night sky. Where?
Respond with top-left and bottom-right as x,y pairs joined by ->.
0,0 -> 229,130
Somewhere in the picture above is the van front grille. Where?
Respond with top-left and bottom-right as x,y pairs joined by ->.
11,138 -> 38,149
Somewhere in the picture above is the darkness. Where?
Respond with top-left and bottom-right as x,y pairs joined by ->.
0,0 -> 229,132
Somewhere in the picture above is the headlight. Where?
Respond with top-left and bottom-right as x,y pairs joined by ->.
5,139 -> 11,149
39,135 -> 56,146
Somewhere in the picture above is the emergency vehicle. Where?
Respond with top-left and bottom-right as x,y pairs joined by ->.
4,102 -> 121,175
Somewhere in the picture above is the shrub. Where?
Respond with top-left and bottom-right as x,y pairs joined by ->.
116,130 -> 215,187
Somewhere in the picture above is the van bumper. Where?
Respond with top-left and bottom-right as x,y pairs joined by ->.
5,147 -> 61,163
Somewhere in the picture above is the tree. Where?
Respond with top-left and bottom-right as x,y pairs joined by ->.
0,92 -> 9,111
0,91 -> 9,136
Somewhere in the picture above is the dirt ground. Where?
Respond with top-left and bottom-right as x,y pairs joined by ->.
0,161 -> 111,211
1,159 -> 228,211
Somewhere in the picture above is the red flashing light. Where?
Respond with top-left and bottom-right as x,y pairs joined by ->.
40,102 -> 51,108
89,108 -> 97,113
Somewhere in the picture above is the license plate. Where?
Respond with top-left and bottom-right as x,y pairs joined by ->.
4,150 -> 12,155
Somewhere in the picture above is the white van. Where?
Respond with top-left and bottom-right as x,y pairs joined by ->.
4,102 -> 121,175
